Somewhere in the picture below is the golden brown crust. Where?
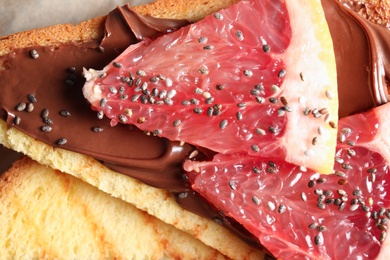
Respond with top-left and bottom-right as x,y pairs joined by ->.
0,0 -> 241,56
0,17 -> 105,56
0,121 -> 264,259
343,0 -> 390,28
131,0 -> 240,22
0,157 -> 230,259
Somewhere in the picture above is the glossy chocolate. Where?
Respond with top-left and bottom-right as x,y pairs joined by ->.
322,0 -> 390,117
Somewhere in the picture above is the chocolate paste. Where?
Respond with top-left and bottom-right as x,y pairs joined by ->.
1,1 -> 390,256
322,0 -> 390,117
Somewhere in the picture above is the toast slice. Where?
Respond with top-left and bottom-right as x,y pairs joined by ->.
0,156 -> 228,259
0,0 -> 264,259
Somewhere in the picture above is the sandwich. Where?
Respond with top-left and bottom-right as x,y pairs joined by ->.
1,0 -> 390,259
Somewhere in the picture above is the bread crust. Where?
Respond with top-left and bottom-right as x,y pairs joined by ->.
132,0 -> 240,21
348,0 -> 390,28
0,17 -> 105,56
0,156 -> 229,259
0,118 -> 264,260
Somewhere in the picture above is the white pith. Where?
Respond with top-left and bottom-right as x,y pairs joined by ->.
83,68 -> 104,105
278,0 -> 338,174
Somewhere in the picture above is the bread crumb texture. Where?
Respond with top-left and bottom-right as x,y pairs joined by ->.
0,121 -> 263,260
347,0 -> 390,28
0,17 -> 105,56
0,157 -> 229,259
132,0 -> 240,22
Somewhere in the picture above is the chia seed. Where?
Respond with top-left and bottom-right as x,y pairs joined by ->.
97,111 -> 104,120
203,45 -> 214,50
268,126 -> 277,134
153,129 -> 162,136
27,94 -> 37,103
317,178 -> 327,184
41,109 -> 49,118
269,97 -> 278,104
251,144 -> 260,153
252,196 -> 260,205
100,98 -> 107,107
26,103 -> 34,112
216,84 -> 225,90
338,201 -> 346,211
41,125 -> 52,132
136,70 -> 147,77
278,69 -> 287,78
243,70 -> 253,77
16,102 -> 26,111
92,126 -> 103,133
219,119 -> 228,129
112,62 -> 123,68
236,111 -> 243,121
317,202 -> 325,209
308,180 -> 316,188
252,167 -> 260,174
256,97 -> 265,104
56,138 -> 67,146
255,128 -> 266,135
229,181 -> 237,190
235,30 -> 244,41
43,117 -> 53,125
352,189 -> 362,197
198,37 -> 208,44
278,204 -> 287,213
173,119 -> 181,127
60,110 -> 71,117
193,107 -> 203,114
214,12 -> 223,20
325,198 -> 335,205
97,46 -> 105,53
314,234 -> 324,246
13,116 -> 21,126
262,44 -> 271,53
118,114 -> 127,123
308,223 -> 318,229
30,49 -> 39,59
317,226 -> 327,232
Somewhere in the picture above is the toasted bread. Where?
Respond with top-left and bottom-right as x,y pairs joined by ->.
0,156 -> 228,259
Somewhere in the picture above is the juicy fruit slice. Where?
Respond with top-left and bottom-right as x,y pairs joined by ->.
83,0 -> 338,174
184,103 -> 390,259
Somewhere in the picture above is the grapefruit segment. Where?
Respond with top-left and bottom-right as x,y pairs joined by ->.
184,102 -> 390,259
83,0 -> 337,174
